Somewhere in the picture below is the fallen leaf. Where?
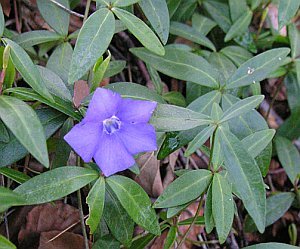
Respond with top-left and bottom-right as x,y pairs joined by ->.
73,80 -> 90,108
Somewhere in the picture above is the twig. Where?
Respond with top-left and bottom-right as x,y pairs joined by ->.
48,0 -> 84,18
13,0 -> 21,33
77,190 -> 89,249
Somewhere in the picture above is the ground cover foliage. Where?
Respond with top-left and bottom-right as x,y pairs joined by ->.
0,0 -> 300,248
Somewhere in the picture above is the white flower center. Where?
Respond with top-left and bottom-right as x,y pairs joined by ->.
103,115 -> 121,134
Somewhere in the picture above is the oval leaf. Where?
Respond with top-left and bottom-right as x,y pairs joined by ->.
0,186 -> 26,213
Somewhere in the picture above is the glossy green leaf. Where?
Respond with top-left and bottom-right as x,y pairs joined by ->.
204,184 -> 214,233
3,38 -> 54,101
139,0 -> 169,44
245,192 -> 295,232
0,5 -> 4,37
0,235 -> 16,249
0,167 -> 30,184
220,95 -> 264,123
68,8 -> 115,84
185,125 -> 215,156
0,108 -> 66,167
244,242 -> 300,249
131,47 -> 219,88
150,104 -> 211,132
103,187 -> 134,247
170,21 -> 216,51
276,136 -> 300,184
107,175 -> 160,235
226,48 -> 290,89
164,226 -> 177,249
278,0 -> 300,29
192,13 -> 216,36
104,60 -> 126,78
219,128 -> 266,232
46,42 -> 73,83
242,129 -> 275,158
154,169 -> 212,208
0,186 -> 26,213
220,45 -> 253,67
288,24 -> 300,58
100,0 -> 140,7
212,173 -> 234,244
105,82 -> 165,103
112,8 -> 164,56
224,9 -> 252,42
37,66 -> 72,101
0,95 -> 49,167
14,31 -> 63,48
14,166 -> 98,204
229,0 -> 248,21
6,87 -> 81,120
86,177 -> 105,234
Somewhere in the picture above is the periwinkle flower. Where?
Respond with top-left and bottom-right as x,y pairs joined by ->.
64,88 -> 157,176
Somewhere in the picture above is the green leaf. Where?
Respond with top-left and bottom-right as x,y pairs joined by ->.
225,9 -> 252,42
169,21 -> 216,51
37,66 -> 72,101
220,95 -> 264,123
112,8 -> 164,56
6,87 -> 81,121
245,192 -> 295,232
0,167 -> 30,184
278,106 -> 300,140
103,187 -> 134,247
105,82 -> 165,103
247,0 -> 262,10
131,47 -> 219,88
164,226 -> 177,249
106,175 -> 160,235
147,64 -> 163,94
14,166 -> 98,204
154,169 -> 212,208
139,0 -> 169,44
150,104 -> 211,132
192,13 -> 216,36
178,216 -> 205,226
162,91 -> 186,107
288,24 -> 300,58
242,129 -> 275,158
128,233 -> 156,249
104,60 -> 126,78
0,120 -> 9,143
220,45 -> 253,67
225,48 -> 290,89
185,125 -> 215,156
47,42 -> 73,84
92,235 -> 120,249
0,5 -> 4,37
229,0 -> 248,22
0,96 -> 49,167
275,136 -> 300,184
68,8 -> 115,84
0,46 -> 16,90
91,53 -> 111,92
0,186 -> 26,213
37,0 -> 69,35
0,235 -> 16,249
204,184 -> 214,233
212,173 -> 234,244
244,242 -> 300,249
86,177 -> 105,234
278,0 -> 300,30
2,38 -> 54,101
285,72 -> 300,111
167,202 -> 190,218
219,128 -> 266,232
167,0 -> 181,18
14,31 -> 63,48
100,0 -> 140,7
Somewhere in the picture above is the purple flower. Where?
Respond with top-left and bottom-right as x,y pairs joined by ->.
64,88 -> 157,176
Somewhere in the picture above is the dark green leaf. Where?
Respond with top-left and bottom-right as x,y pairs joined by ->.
219,128 -> 266,232
0,119 -> 9,143
14,166 -> 98,204
0,96 -> 49,167
128,233 -> 156,249
92,235 -> 120,249
131,47 -> 219,88
167,0 -> 181,18
139,0 -> 169,44
107,175 -> 160,235
0,187 -> 26,213
0,167 -> 30,184
164,226 -> 177,249
204,184 -> 214,233
285,72 -> 300,111
220,45 -> 253,67
278,0 -> 300,29
68,8 -> 115,84
154,169 -> 212,208
278,106 -> 300,140
178,216 -> 205,226
104,60 -> 126,78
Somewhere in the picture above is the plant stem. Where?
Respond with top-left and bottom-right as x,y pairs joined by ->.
77,190 -> 89,249
49,0 -> 84,18
83,0 -> 92,23
176,194 -> 205,249
208,128 -> 217,171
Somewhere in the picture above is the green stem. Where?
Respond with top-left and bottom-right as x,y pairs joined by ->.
208,128 -> 217,172
83,0 -> 92,23
77,190 -> 89,249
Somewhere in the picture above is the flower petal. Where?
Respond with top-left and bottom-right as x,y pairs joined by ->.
117,123 -> 157,155
84,88 -> 122,123
64,122 -> 101,162
94,134 -> 135,176
117,99 -> 157,123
